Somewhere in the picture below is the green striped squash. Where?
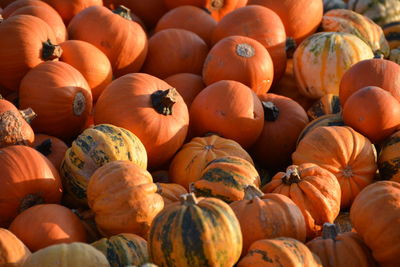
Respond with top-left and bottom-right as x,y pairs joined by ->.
148,193 -> 242,267
60,124 -> 147,206
323,0 -> 346,13
91,234 -> 148,267
382,21 -> 400,49
348,0 -> 400,27
190,156 -> 261,203
378,130 -> 400,183
307,94 -> 341,120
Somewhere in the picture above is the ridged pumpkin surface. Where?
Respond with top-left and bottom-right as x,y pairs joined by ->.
348,0 -> 400,26
60,124 -> 147,206
156,183 -> 188,206
0,228 -> 31,266
378,130 -> 400,183
382,21 -> 400,49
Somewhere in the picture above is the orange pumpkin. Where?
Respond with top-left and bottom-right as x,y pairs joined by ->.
32,134 -> 68,170
1,0 -> 51,18
156,182 -> 188,206
164,73 -> 205,107
0,228 -> 31,266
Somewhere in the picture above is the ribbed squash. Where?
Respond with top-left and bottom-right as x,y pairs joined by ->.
382,21 -> 400,49
307,94 -> 341,120
22,242 -> 110,267
191,156 -> 261,203
293,32 -> 374,99
91,234 -> 148,267
156,183 -> 188,206
378,130 -> 400,183
322,9 -> 389,57
0,228 -> 31,267
348,0 -> 400,26
148,193 -> 242,267
60,124 -> 147,207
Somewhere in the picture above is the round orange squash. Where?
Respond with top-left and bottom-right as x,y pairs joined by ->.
32,134 -> 68,170
164,73 -> 205,107
156,182 -> 188,206
1,0 -> 51,18
41,0 -> 102,24
0,228 -> 31,266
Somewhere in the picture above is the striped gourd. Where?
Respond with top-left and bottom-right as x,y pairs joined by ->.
323,0 -> 346,13
382,21 -> 400,49
322,9 -> 390,57
293,32 -> 373,99
378,130 -> 400,183
148,193 -> 242,267
91,234 -> 148,267
191,156 -> 261,203
307,94 -> 341,120
389,48 -> 400,64
60,124 -> 147,206
348,0 -> 400,27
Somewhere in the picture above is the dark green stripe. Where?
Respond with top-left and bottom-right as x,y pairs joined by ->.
380,135 -> 400,148
386,32 -> 400,42
382,21 -> 400,29
378,159 -> 400,180
193,187 -> 233,203
200,168 -> 243,190
248,249 -> 273,263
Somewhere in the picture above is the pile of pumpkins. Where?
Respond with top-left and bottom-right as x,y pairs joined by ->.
0,0 -> 400,266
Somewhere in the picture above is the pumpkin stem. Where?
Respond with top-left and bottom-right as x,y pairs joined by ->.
322,223 -> 338,240
236,43 -> 255,58
42,39 -> 62,60
373,51 -> 385,59
156,183 -> 163,194
180,193 -> 198,205
285,37 -> 297,59
35,138 -> 52,156
204,132 -> 221,137
262,101 -> 279,122
282,167 -> 302,184
73,92 -> 86,116
151,88 -> 178,116
112,5 -> 132,20
209,0 -> 224,10
19,108 -> 36,124
243,185 -> 264,200
19,194 -> 45,213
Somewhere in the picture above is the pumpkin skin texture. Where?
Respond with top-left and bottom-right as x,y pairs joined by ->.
9,204 -> 87,252
293,32 -> 374,99
211,5 -> 287,82
19,61 -> 92,141
248,0 -> 323,44
382,21 -> 400,49
292,126 -> 377,209
22,242 -> 110,267
148,193 -> 242,267
350,181 -> 400,267
87,160 -> 164,238
68,5 -> 148,78
155,5 -> 217,46
164,73 -> 205,107
0,145 -> 62,227
251,93 -> 309,171
339,57 -> 400,106
60,124 -> 147,207
1,0 -> 51,18
189,80 -> 264,149
306,223 -> 377,267
378,130 -> 400,183
169,134 -> 253,190
203,35 -> 274,95
230,187 -> 306,256
59,40 -> 113,103
191,156 -> 261,203
142,29 -> 208,79
263,163 -> 341,239
0,228 -> 31,267
94,73 -> 189,169
348,0 -> 400,27
237,237 -> 322,267
91,233 -> 148,267
343,86 -> 400,144
0,14 -> 60,91
33,134 -> 68,169
307,94 -> 341,120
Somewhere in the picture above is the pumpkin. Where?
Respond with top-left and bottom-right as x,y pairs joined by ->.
155,5 -> 217,46
191,156 -> 261,203
231,186 -> 306,255
142,29 -> 208,79
148,193 -> 242,267
0,14 -> 60,91
169,134 -> 253,190
87,161 -> 164,238
263,163 -> 341,239
68,5 -> 148,78
33,134 -> 68,169
293,32 -> 374,99
339,56 -> 400,105
378,130 -> 400,183
22,242 -> 110,267
247,0 -> 323,44
211,5 -> 287,82
350,181 -> 400,266
60,124 -> 147,207
92,233 -> 148,267
293,126 -> 377,209
94,73 -> 189,169
0,97 -> 35,148
343,86 -> 400,144
347,0 -> 400,26
156,183 -> 188,206
237,237 -> 322,267
323,0 -> 346,13
0,0 -> 13,8
306,223 -> 377,267
0,228 -> 31,267
251,93 -> 309,171
1,0 -> 51,18
203,35 -> 274,95
19,61 -> 92,141
164,73 -> 205,107
382,21 -> 400,49
321,9 -> 390,57
9,204 -> 87,252
307,94 -> 341,120
189,80 -> 264,148
0,145 -> 61,227
59,40 -> 113,103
